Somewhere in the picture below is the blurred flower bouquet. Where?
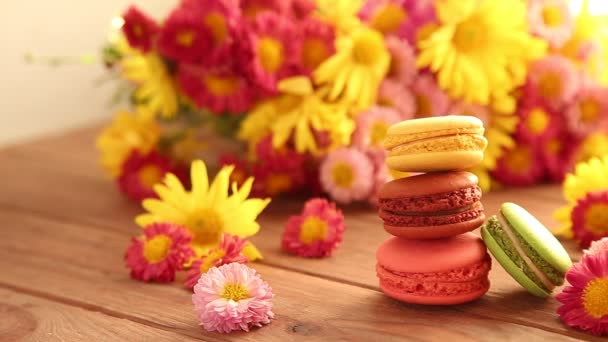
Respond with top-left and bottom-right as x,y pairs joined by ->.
97,0 -> 608,205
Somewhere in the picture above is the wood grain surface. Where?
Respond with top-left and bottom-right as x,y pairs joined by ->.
0,126 -> 600,341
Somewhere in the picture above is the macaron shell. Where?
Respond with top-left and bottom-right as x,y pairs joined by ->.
379,281 -> 490,305
481,225 -> 550,298
500,202 -> 572,273
386,116 -> 484,136
378,171 -> 479,200
386,151 -> 484,172
384,215 -> 485,239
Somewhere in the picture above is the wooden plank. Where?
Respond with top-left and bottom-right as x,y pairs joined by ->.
0,287 -> 201,342
0,210 -> 590,341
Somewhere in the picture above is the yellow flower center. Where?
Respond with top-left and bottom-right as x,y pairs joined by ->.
369,121 -> 389,146
526,108 -> 550,134
331,162 -> 355,188
257,37 -> 285,72
137,164 -> 163,189
133,24 -> 143,38
504,145 -> 532,171
176,30 -> 196,47
301,38 -> 329,70
299,216 -> 328,244
188,208 -> 224,246
265,173 -> 292,196
542,5 -> 564,27
204,12 -> 228,44
204,75 -> 239,96
453,17 -> 487,52
538,72 -> 562,99
546,138 -> 561,155
579,98 -> 600,123
199,249 -> 226,274
583,203 -> 608,235
370,4 -> 407,35
143,235 -> 172,263
582,277 -> 608,318
352,30 -> 384,66
416,94 -> 432,117
221,283 -> 250,301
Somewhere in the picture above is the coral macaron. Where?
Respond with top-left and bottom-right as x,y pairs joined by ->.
376,233 -> 491,305
378,171 -> 485,239
383,116 -> 487,172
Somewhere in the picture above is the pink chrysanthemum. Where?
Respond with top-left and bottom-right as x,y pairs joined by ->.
185,234 -> 249,289
241,12 -> 300,93
556,252 -> 608,336
239,0 -> 289,19
528,0 -> 574,48
192,263 -> 274,333
251,137 -> 306,197
378,80 -> 416,119
288,0 -> 316,19
219,153 -> 250,187
282,198 -> 345,257
125,222 -> 194,282
384,36 -> 416,86
524,55 -> 580,111
571,191 -> 608,248
320,147 -> 374,204
121,5 -> 160,52
491,142 -> 544,187
411,74 -> 450,118
118,150 -> 186,202
516,104 -> 560,143
179,0 -> 241,66
367,151 -> 392,207
539,131 -> 579,182
297,18 -> 336,75
157,9 -> 212,63
352,106 -> 402,153
565,84 -> 608,138
586,237 -> 608,256
178,63 -> 256,114
359,0 -> 436,43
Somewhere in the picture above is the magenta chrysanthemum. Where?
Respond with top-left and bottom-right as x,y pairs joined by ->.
384,36 -> 416,86
367,151 -> 392,207
185,234 -> 249,289
157,9 -> 212,63
539,132 -> 578,182
125,222 -> 194,282
528,0 -> 574,48
297,18 -> 336,74
571,191 -> 608,248
218,153 -> 250,187
515,104 -> 560,143
524,54 -> 579,111
251,136 -> 306,197
411,74 -> 450,118
239,0 -> 289,19
378,80 -> 415,119
359,0 -> 436,44
491,142 -> 544,186
192,263 -> 274,333
241,12 -> 300,93
352,106 -> 401,153
565,84 -> 608,138
320,147 -> 374,204
556,252 -> 608,336
178,63 -> 256,114
282,198 -> 345,257
121,5 -> 160,52
586,237 -> 608,256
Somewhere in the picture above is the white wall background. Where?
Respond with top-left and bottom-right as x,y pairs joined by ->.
0,1 -> 175,146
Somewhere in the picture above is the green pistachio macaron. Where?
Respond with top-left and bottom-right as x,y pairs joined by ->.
481,202 -> 572,298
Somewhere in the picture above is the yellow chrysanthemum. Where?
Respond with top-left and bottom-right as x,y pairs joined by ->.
314,27 -> 390,111
238,77 -> 355,155
554,156 -> 608,238
417,0 -> 547,105
314,0 -> 364,33
576,132 -> 608,163
136,160 -> 270,257
96,107 -> 160,178
121,52 -> 178,119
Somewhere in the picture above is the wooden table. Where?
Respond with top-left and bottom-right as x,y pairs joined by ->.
0,126 -> 599,341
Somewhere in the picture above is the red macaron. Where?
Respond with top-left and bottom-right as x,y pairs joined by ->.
378,171 -> 485,239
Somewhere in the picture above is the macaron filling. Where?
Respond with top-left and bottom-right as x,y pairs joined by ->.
387,134 -> 488,156
485,215 -> 564,292
379,200 -> 484,227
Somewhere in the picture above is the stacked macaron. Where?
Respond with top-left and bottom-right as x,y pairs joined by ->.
376,116 -> 492,305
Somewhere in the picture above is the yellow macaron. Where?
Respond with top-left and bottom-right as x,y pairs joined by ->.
383,116 -> 488,172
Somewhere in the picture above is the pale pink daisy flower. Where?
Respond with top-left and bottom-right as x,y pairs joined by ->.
384,36 -> 416,86
320,147 -> 374,204
528,0 -> 574,48
565,84 -> 608,138
125,222 -> 194,282
378,80 -> 416,119
525,54 -> 580,111
185,234 -> 249,289
411,74 -> 450,118
359,0 -> 436,44
282,198 -> 345,257
352,106 -> 401,154
585,237 -> 608,256
366,151 -> 392,207
192,263 -> 274,333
